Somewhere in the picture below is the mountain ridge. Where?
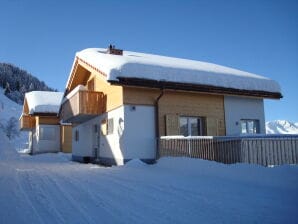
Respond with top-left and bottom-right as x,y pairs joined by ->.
0,62 -> 56,104
266,120 -> 298,134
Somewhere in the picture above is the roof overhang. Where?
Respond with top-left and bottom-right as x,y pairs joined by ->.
109,77 -> 283,99
29,112 -> 58,117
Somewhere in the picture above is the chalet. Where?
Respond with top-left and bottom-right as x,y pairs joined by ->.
19,91 -> 72,154
59,47 -> 282,165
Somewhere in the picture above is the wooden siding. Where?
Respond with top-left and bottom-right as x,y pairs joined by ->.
36,116 -> 60,126
65,60 -> 123,114
19,115 -> 35,130
159,91 -> 225,136
61,90 -> 105,123
123,87 -> 225,136
123,87 -> 159,105
92,74 -> 123,112
60,125 -> 72,153
23,99 -> 29,114
67,63 -> 92,93
75,59 -> 124,110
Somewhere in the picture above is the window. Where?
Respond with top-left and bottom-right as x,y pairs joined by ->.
94,124 -> 98,133
107,118 -> 114,135
75,130 -> 79,141
240,119 -> 260,134
179,116 -> 202,136
39,127 -> 55,140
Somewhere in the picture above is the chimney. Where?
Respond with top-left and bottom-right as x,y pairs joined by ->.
107,44 -> 123,55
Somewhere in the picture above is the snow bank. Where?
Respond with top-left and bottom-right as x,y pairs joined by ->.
0,130 -> 19,160
25,91 -> 64,114
124,159 -> 148,168
75,48 -> 281,93
0,88 -> 28,150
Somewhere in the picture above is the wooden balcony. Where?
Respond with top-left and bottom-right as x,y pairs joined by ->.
19,115 -> 35,131
60,90 -> 105,124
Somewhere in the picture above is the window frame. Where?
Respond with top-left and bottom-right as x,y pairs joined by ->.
75,130 -> 79,141
39,126 -> 56,141
240,119 -> 260,134
179,116 -> 203,136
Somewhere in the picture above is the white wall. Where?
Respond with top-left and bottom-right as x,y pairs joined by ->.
72,107 -> 125,163
99,106 -> 125,164
72,117 -> 99,157
32,125 -> 60,154
122,105 -> 156,159
224,96 -> 265,135
72,105 -> 156,165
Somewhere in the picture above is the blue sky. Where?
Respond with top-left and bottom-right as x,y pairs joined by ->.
0,0 -> 297,122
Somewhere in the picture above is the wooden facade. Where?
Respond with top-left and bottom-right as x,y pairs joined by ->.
63,59 -> 227,137
88,74 -> 123,112
60,125 -> 72,153
123,87 -> 225,136
19,115 -> 36,130
36,116 -> 60,126
60,90 -> 105,123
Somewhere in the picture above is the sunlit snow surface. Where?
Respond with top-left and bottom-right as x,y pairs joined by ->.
25,91 -> 63,114
72,48 -> 281,93
1,132 -> 297,224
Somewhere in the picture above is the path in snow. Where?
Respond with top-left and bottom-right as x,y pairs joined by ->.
1,132 -> 298,224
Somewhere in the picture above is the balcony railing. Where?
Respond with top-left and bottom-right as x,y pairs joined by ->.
19,115 -> 35,130
60,90 -> 105,123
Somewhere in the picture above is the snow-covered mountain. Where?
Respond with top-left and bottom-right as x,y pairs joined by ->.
0,88 -> 28,150
0,62 -> 55,104
266,120 -> 298,134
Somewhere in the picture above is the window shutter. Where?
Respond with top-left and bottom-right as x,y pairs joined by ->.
165,114 -> 179,136
206,117 -> 218,136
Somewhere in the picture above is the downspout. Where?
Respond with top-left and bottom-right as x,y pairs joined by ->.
155,88 -> 164,160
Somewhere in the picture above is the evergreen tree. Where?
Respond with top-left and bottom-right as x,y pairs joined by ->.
4,82 -> 11,95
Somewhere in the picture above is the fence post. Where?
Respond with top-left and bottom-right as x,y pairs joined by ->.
188,138 -> 191,157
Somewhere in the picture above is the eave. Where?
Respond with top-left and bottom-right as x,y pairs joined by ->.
29,112 -> 59,117
109,77 -> 283,99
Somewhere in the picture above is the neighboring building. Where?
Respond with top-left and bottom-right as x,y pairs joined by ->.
19,91 -> 71,154
59,47 -> 282,165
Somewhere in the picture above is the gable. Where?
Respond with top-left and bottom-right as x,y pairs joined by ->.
66,61 -> 92,94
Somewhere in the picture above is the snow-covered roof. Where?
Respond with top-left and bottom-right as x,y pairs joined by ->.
25,91 -> 64,114
73,48 -> 281,94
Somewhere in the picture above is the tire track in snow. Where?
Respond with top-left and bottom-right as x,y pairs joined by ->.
16,170 -> 66,224
15,169 -> 46,224
42,166 -> 139,224
38,171 -> 99,224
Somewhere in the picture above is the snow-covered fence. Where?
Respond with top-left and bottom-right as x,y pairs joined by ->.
159,135 -> 298,166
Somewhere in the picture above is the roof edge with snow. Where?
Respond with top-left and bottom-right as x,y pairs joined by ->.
67,48 -> 282,99
110,77 -> 282,99
24,91 -> 64,115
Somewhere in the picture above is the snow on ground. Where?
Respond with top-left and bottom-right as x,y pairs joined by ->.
1,132 -> 297,224
0,88 -> 28,151
266,120 -> 298,134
